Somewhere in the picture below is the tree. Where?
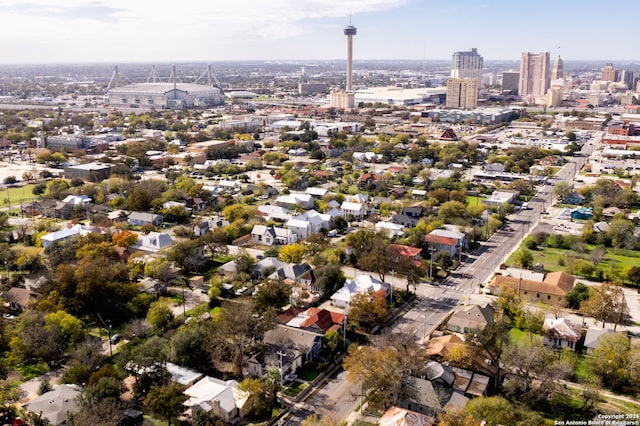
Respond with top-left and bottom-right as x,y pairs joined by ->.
553,181 -> 572,202
513,247 -> 534,268
580,282 -> 630,330
347,290 -> 389,332
147,300 -> 175,332
238,370 -> 281,419
565,282 -> 591,309
313,264 -> 346,300
144,383 -> 187,426
464,396 -> 544,426
621,265 -> 640,287
587,332 -> 633,390
166,239 -> 206,272
279,243 -> 306,264
502,340 -> 572,406
465,321 -> 511,392
253,279 -> 291,313
112,230 -> 138,248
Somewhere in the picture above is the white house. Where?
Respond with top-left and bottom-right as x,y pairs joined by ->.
251,225 -> 297,246
330,274 -> 388,309
374,221 -> 405,238
133,232 -> 173,253
62,195 -> 92,206
542,317 -> 581,351
183,376 -> 249,423
340,201 -> 367,220
286,210 -> 331,239
257,205 -> 293,222
276,192 -> 314,210
41,224 -> 94,248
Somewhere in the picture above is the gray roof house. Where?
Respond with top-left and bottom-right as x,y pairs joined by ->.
583,327 -> 615,355
128,212 -> 163,227
23,384 -> 83,425
263,325 -> 323,364
446,304 -> 495,334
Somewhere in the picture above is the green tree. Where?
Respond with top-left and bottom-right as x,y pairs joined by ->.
587,333 -> 633,390
314,264 -> 346,300
513,247 -> 534,268
253,279 -> 291,313
147,300 -> 175,333
580,282 -> 630,330
565,282 -> 591,309
144,383 -> 187,426
465,321 -> 511,392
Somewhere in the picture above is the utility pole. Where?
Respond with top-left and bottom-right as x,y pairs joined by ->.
389,270 -> 395,304
429,247 -> 436,285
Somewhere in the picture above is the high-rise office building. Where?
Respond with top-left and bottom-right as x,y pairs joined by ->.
620,70 -> 635,90
519,52 -> 550,101
445,78 -> 478,109
551,55 -> 563,80
501,70 -> 520,94
451,48 -> 483,86
601,63 -> 617,82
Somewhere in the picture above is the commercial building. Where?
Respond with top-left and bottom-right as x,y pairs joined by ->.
64,162 -> 111,182
298,82 -> 328,94
546,86 -> 563,107
445,78 -> 478,109
501,70 -> 520,94
519,52 -> 550,103
601,63 -> 618,82
551,55 -> 564,80
451,48 -> 483,86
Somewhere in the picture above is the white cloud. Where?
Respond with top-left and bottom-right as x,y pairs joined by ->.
0,0 -> 410,62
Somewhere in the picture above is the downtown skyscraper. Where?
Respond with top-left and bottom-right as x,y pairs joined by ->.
519,52 -> 550,103
451,48 -> 483,86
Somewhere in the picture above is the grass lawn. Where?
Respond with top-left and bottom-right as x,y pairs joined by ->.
466,195 -> 484,206
574,355 -> 591,383
1,184 -> 39,206
283,381 -> 308,397
297,362 -> 322,381
509,327 -> 542,345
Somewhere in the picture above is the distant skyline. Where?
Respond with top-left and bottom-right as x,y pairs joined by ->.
0,0 -> 637,64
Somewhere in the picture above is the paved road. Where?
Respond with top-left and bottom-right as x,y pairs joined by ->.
283,140 -> 600,424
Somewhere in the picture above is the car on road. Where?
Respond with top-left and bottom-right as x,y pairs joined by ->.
503,226 -> 514,232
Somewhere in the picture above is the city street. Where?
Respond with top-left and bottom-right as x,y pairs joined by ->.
282,140 -> 600,424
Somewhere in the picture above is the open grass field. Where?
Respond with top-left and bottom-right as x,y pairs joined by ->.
1,183 -> 38,206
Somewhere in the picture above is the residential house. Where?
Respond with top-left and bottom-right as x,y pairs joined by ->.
386,244 -> 422,267
391,213 -> 420,229
263,325 -> 323,364
193,216 -> 229,237
251,257 -> 288,279
483,163 -> 505,173
165,362 -> 204,387
446,304 -> 495,334
278,306 -> 345,335
340,201 -> 367,220
424,225 -> 467,258
425,334 -> 466,360
41,224 -> 94,248
402,205 -> 425,219
564,192 -> 586,205
185,197 -> 207,211
251,225 -> 297,246
378,406 -> 435,426
276,193 -> 314,210
23,384 -> 83,425
388,187 -> 407,198
2,287 -> 41,313
410,189 -> 427,200
375,221 -> 406,238
398,376 -> 469,418
424,361 -> 455,387
571,207 -> 593,220
488,271 -> 575,305
482,190 -> 519,208
542,317 -> 581,351
257,205 -> 293,223
286,210 -> 331,239
305,187 -> 329,198
128,212 -> 163,227
62,194 -> 92,206
132,232 -> 173,253
358,173 -> 382,191
330,274 -> 388,309
245,344 -> 300,379
183,376 -> 249,423
268,263 -> 314,287
583,327 -> 614,355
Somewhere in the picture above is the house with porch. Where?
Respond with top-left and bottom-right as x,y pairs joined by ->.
542,317 -> 581,351
251,225 -> 297,246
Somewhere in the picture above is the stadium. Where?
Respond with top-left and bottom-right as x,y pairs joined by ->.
105,65 -> 223,109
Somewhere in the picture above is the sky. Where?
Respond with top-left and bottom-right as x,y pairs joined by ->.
0,0 -> 637,64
